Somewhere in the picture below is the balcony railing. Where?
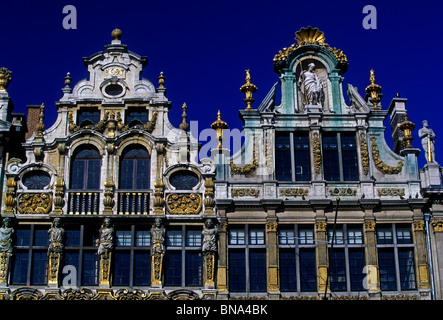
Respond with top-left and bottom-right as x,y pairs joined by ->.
117,191 -> 150,215
68,191 -> 100,215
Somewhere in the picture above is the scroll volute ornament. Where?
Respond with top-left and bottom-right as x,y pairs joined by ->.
4,177 -> 17,214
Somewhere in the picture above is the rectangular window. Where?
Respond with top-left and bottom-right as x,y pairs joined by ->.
15,229 -> 31,246
11,251 -> 29,285
398,248 -> 416,290
341,134 -> 358,181
65,228 -> 81,247
165,251 -> 182,286
377,227 -> 393,244
135,230 -> 151,247
249,250 -> 266,292
323,134 -> 340,181
294,133 -> 311,181
125,108 -> 149,124
329,250 -> 346,291
396,226 -> 412,244
186,229 -> 202,247
229,229 -> 246,245
378,249 -> 397,291
275,133 -> 292,181
229,250 -> 246,292
349,249 -> 365,291
167,230 -> 183,247
328,226 -> 344,244
82,252 -> 98,286
185,252 -> 202,286
298,226 -> 315,244
347,227 -> 363,244
279,228 -> 295,245
34,228 -> 49,246
77,108 -> 100,125
134,253 -> 151,286
299,249 -> 317,292
279,250 -> 296,292
116,230 -> 132,247
113,252 -> 131,286
249,228 -> 265,245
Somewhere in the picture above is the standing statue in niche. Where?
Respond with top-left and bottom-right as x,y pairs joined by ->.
151,217 -> 165,255
98,217 -> 114,255
202,219 -> 218,255
419,120 -> 436,163
0,218 -> 14,254
298,62 -> 325,107
48,218 -> 64,255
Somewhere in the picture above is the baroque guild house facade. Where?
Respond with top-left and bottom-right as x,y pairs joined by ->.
0,27 -> 442,300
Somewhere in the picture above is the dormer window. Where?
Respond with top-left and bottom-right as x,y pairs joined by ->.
77,108 -> 100,127
126,108 -> 148,125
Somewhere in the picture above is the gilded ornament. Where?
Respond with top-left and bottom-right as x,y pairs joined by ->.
0,67 -> 12,92
312,132 -> 322,175
17,193 -> 52,214
377,188 -> 405,196
432,219 -> 443,232
364,221 -> 376,232
329,188 -> 357,196
266,222 -> 278,232
315,221 -> 327,232
280,188 -> 309,197
360,132 -> 369,175
365,70 -> 382,110
4,177 -> 17,214
211,110 -> 228,149
398,113 -> 415,149
370,136 -> 403,174
240,69 -> 258,110
166,193 -> 202,215
230,144 -> 258,175
231,188 -> 260,198
34,104 -> 45,142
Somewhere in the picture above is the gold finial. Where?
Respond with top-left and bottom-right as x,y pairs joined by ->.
398,112 -> 416,149
240,69 -> 258,110
365,69 -> 382,110
211,110 -> 229,149
34,103 -> 45,142
295,26 -> 326,46
158,72 -> 165,89
180,103 -> 189,131
111,28 -> 123,40
0,67 -> 12,92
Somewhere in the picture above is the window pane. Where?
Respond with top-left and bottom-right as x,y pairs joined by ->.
113,252 -> 130,286
126,108 -> 148,124
396,227 -> 412,244
119,147 -> 150,190
229,229 -> 245,245
347,227 -> 363,244
229,250 -> 246,292
70,147 -> 101,190
31,251 -> 48,285
249,250 -> 266,292
15,229 -> 31,246
294,134 -> 311,181
82,252 -> 98,285
135,230 -> 150,247
398,248 -> 416,290
341,134 -> 358,181
78,109 -> 100,125
378,249 -> 397,291
275,133 -> 292,181
299,249 -> 317,292
330,250 -> 346,291
34,228 -> 49,246
22,171 -> 51,189
165,251 -> 182,286
279,228 -> 295,245
279,250 -> 296,291
116,230 -> 132,247
167,230 -> 182,247
299,226 -> 315,244
323,135 -> 340,181
186,230 -> 202,247
11,251 -> 29,285
65,228 -> 81,246
249,228 -> 265,245
377,227 -> 393,244
134,253 -> 151,285
64,252 -> 80,287
185,252 -> 202,286
328,227 -> 344,244
349,249 -> 365,291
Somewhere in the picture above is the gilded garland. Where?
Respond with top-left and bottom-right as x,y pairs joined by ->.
370,136 -> 403,174
313,132 -> 322,174
360,133 -> 369,175
166,193 -> 202,215
230,144 -> 258,175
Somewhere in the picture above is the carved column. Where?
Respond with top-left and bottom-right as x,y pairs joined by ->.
151,217 -> 165,287
202,219 -> 217,288
266,221 -> 279,298
47,218 -> 64,287
102,144 -> 115,215
0,217 -> 14,287
315,220 -> 328,296
98,218 -> 113,287
216,212 -> 229,299
413,209 -> 431,298
53,143 -> 66,214
203,177 -> 215,215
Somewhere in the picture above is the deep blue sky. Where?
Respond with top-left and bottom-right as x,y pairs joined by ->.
0,0 -> 441,168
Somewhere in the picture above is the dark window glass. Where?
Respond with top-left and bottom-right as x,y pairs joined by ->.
104,84 -> 123,96
34,228 -> 49,246
126,108 -> 148,124
119,146 -> 150,190
22,171 -> 51,189
249,250 -> 266,292
70,147 -> 101,189
398,248 -> 416,290
113,252 -> 131,286
64,252 -> 80,287
77,109 -> 100,126
329,250 -> 346,291
275,133 -> 292,181
323,135 -> 340,181
349,249 -> 366,291
378,249 -> 397,291
396,227 -> 413,244
31,251 -> 48,285
134,253 -> 151,285
165,251 -> 182,286
294,133 -> 311,181
229,250 -> 246,292
15,229 -> 31,246
377,227 -> 393,244
280,250 -> 296,291
299,249 -> 317,292
341,134 -> 358,181
11,251 -> 29,285
65,228 -> 81,247
82,252 -> 98,286
169,171 -> 199,190
185,252 -> 202,286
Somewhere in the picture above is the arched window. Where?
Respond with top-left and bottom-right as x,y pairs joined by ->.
70,146 -> 101,189
119,146 -> 150,190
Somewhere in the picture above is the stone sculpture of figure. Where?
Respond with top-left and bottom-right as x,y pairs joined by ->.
0,218 -> 14,254
98,218 -> 114,255
418,120 -> 436,163
298,62 -> 325,106
151,217 -> 165,255
48,218 -> 64,255
202,219 -> 217,255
